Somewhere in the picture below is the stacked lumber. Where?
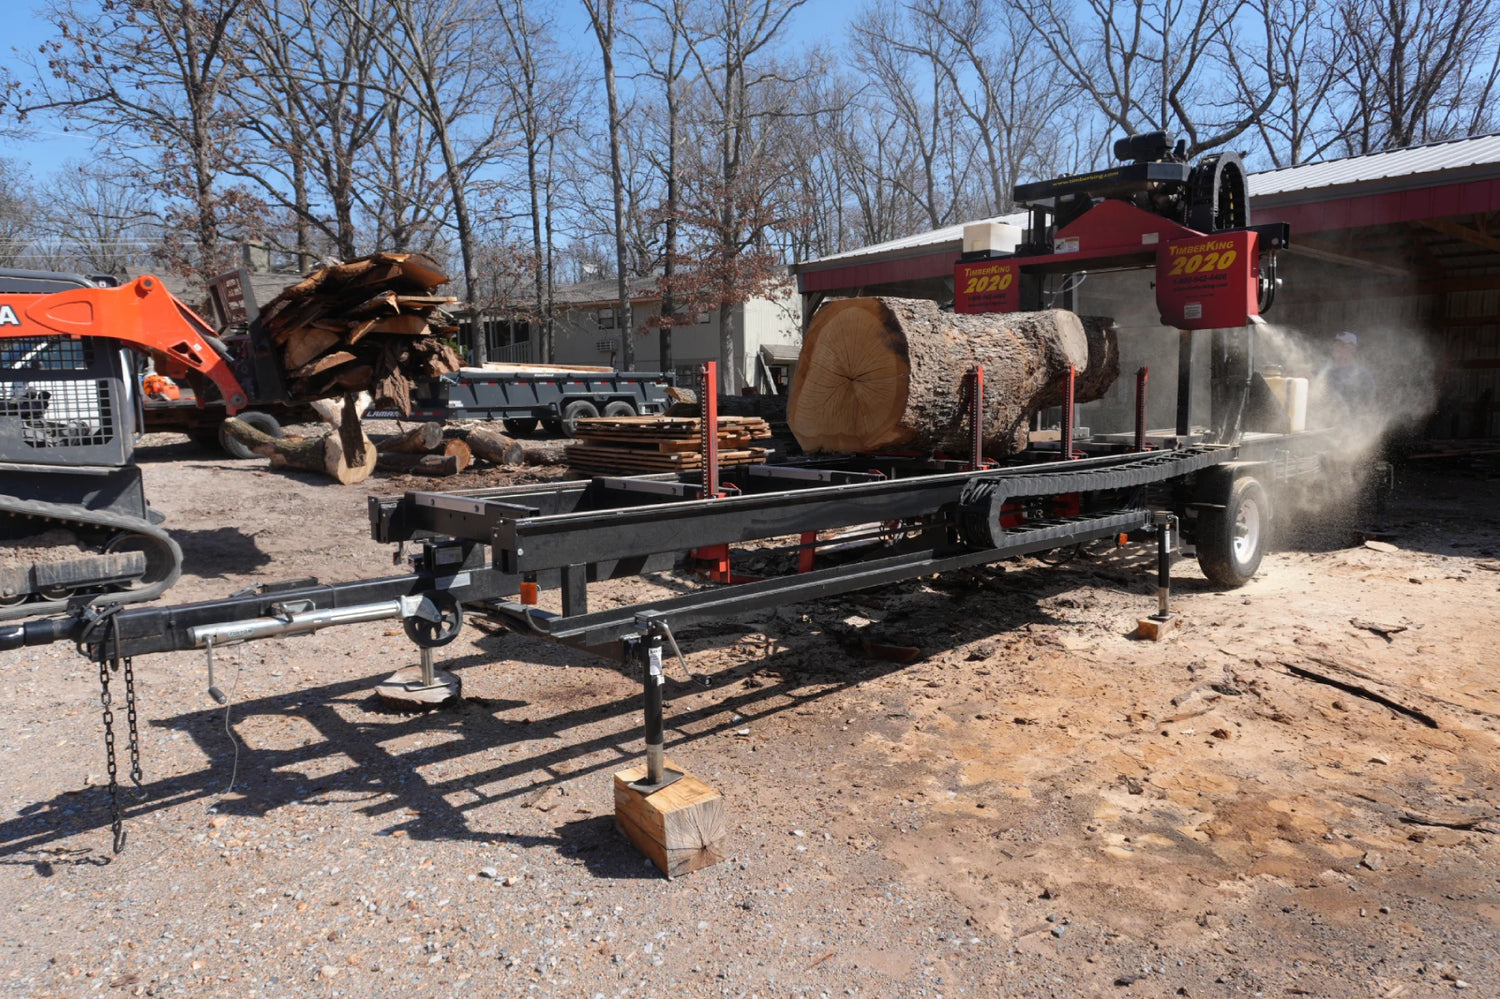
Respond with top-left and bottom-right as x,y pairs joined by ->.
258,252 -> 462,413
565,415 -> 772,474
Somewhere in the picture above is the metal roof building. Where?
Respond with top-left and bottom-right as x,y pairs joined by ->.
790,134 -> 1500,438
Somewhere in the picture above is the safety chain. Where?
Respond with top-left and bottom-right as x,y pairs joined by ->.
120,651 -> 144,796
96,653 -> 124,852
85,605 -> 145,854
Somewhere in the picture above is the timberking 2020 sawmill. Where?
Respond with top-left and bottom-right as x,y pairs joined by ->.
1,133 -> 1341,862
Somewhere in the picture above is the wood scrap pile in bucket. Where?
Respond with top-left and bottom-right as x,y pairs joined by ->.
258,252 -> 463,414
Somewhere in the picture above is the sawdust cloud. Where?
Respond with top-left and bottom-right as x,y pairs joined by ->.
1253,320 -> 1436,458
1253,319 -> 1437,536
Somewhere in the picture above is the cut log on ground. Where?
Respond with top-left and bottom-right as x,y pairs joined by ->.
377,423 -> 444,454
223,417 -> 377,485
786,298 -> 1118,457
441,438 -> 473,472
375,452 -> 460,477
520,441 -> 570,466
466,425 -> 524,466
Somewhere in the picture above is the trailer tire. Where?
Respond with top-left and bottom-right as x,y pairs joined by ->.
602,400 -> 636,419
503,418 -> 539,438
1196,477 -> 1269,588
220,411 -> 283,460
560,400 -> 599,437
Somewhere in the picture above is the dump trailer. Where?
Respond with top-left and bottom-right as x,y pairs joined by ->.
364,364 -> 673,437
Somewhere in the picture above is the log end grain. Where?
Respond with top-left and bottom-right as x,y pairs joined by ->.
613,759 -> 728,879
787,298 -> 914,453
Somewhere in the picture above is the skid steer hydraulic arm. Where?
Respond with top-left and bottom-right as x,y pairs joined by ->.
0,274 -> 249,412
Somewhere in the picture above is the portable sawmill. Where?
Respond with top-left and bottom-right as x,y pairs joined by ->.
1,133 -> 1339,840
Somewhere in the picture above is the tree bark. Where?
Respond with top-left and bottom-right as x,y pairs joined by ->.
466,425 -> 524,465
223,417 -> 376,484
786,298 -> 1118,457
375,452 -> 460,476
377,422 -> 444,454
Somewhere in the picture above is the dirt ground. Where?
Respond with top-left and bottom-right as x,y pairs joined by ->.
2,431 -> 1499,998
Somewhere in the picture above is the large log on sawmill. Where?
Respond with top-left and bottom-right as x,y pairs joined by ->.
786,298 -> 1119,457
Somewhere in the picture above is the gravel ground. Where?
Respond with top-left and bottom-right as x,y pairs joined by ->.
2,434 -> 1498,998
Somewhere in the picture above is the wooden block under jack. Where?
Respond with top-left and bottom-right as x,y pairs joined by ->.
1136,613 -> 1182,641
614,758 -> 728,878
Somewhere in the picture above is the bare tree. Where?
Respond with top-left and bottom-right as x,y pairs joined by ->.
682,0 -> 809,394
1009,0 -> 1280,157
26,0 -> 251,284
907,0 -> 1076,216
497,0 -> 576,364
631,0 -> 698,374
1335,0 -> 1500,152
336,0 -> 511,362
851,0 -> 958,229
582,0 -> 637,370
0,159 -> 38,267
33,161 -> 159,276
227,0 -> 397,265
1223,0 -> 1350,166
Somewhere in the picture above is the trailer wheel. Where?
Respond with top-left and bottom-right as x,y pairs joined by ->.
503,418 -> 539,438
220,411 -> 283,460
560,400 -> 599,437
1196,477 -> 1269,588
602,400 -> 636,419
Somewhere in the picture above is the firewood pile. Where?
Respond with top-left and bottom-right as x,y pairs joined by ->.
258,252 -> 462,414
565,416 -> 772,474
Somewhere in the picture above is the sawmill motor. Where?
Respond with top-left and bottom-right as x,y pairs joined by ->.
0,269 -> 252,620
1017,130 -> 1252,243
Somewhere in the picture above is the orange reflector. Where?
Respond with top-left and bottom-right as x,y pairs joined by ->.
1117,533 -> 1129,546
520,581 -> 539,606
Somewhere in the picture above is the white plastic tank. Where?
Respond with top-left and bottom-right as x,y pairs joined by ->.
1263,375 -> 1308,433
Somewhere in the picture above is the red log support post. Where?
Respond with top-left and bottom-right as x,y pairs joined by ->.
701,360 -> 720,500
1059,365 -> 1076,460
969,365 -> 985,470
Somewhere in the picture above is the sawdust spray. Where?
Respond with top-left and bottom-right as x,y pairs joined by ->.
1252,319 -> 1437,530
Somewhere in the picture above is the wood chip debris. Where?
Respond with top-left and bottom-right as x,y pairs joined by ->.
1350,618 -> 1409,641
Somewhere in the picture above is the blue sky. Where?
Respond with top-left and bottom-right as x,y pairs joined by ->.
7,0 -> 857,179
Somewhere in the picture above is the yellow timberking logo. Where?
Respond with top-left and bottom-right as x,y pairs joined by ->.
1170,239 -> 1235,257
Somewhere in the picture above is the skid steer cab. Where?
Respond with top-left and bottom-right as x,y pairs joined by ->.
0,268 -> 254,621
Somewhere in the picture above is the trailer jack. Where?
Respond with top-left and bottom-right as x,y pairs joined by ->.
1136,512 -> 1181,641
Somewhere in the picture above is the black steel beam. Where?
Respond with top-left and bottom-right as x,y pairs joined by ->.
0,549 -> 678,659
484,510 -> 1150,655
488,451 -> 1203,574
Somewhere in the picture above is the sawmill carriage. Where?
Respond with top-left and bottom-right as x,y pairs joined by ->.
1,135 -> 1342,859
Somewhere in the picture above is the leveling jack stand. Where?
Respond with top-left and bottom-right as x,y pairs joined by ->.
376,644 -> 461,709
1136,513 -> 1182,642
614,621 -> 728,878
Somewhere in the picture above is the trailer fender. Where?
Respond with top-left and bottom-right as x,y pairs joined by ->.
1189,461 -> 1273,516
